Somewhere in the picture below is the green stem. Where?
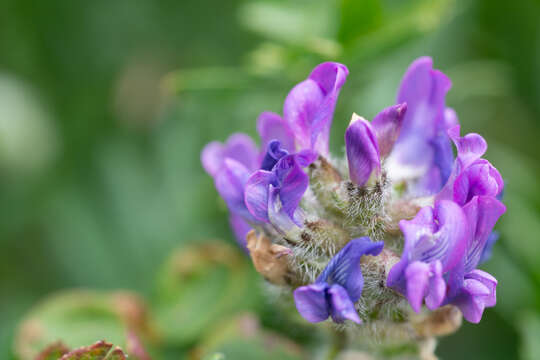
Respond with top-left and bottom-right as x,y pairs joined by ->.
326,329 -> 347,360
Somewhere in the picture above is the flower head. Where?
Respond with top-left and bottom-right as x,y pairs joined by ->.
201,57 -> 506,335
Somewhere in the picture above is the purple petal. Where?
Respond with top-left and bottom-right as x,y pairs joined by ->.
268,184 -> 303,233
479,231 -> 499,264
260,140 -> 289,171
462,196 -> 506,272
345,115 -> 381,186
215,158 -> 254,220
408,201 -> 467,271
257,111 -> 295,152
318,237 -> 384,302
284,62 -> 348,155
388,200 -> 468,292
273,153 -> 315,220
328,284 -> 362,324
448,126 -> 487,170
425,261 -> 446,310
229,214 -> 252,252
444,107 -> 459,128
201,134 -> 259,176
453,160 -> 504,206
201,141 -> 225,177
244,170 -> 276,222
293,283 -> 330,323
371,103 -> 407,157
432,130 -> 455,187
389,57 -> 451,179
452,270 -> 497,323
404,261 -> 445,313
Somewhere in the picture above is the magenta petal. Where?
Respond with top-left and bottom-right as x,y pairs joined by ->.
462,196 -> 506,272
293,283 -> 330,323
257,111 -> 295,152
318,237 -> 384,301
328,284 -> 361,324
215,158 -> 253,220
371,103 -> 407,157
244,170 -> 276,222
345,115 -> 381,186
284,62 -> 348,155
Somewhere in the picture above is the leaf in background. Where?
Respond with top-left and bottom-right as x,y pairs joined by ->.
14,290 -> 153,360
192,313 -> 303,360
238,0 -> 341,57
519,312 -> 540,360
338,0 -> 383,46
342,0 -> 456,61
152,242 -> 261,346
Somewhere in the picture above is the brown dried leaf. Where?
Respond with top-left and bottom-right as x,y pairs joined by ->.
246,230 -> 291,285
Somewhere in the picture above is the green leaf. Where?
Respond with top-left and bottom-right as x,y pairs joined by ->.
194,313 -> 303,360
519,312 -> 540,360
14,290 -> 151,360
238,1 -> 340,57
152,242 -> 260,345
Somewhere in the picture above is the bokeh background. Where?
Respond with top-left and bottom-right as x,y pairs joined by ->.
1,0 -> 540,359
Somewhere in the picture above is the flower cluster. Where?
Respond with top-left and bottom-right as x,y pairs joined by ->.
201,58 -> 505,329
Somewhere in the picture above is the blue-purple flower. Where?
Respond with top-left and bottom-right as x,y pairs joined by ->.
387,124 -> 506,322
201,62 -> 349,238
294,238 -> 384,323
386,57 -> 456,196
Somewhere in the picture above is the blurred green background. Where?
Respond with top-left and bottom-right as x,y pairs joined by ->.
1,0 -> 540,359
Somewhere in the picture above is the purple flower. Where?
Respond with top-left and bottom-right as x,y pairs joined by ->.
345,114 -> 381,186
201,133 -> 259,176
244,148 -> 317,228
257,111 -> 295,153
388,195 -> 505,322
448,269 -> 497,324
387,200 -> 468,312
214,158 -> 256,222
260,140 -> 289,171
437,126 -> 503,206
387,57 -> 455,195
283,62 -> 349,155
294,238 -> 384,323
